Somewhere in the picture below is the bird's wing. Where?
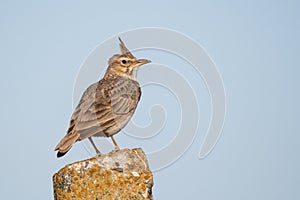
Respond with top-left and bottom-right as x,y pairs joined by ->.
99,79 -> 141,135
69,80 -> 112,139
69,78 -> 141,140
110,81 -> 141,115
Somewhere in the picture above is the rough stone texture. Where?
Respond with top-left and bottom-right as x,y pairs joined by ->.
53,148 -> 153,200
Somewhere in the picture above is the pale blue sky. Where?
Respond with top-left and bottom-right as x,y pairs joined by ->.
0,1 -> 299,199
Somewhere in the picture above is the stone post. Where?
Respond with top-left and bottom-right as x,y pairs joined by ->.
53,148 -> 154,199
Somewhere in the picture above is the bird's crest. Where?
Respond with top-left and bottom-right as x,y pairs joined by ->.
119,37 -> 135,58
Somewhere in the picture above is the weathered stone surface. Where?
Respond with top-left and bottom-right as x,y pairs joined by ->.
53,148 -> 153,200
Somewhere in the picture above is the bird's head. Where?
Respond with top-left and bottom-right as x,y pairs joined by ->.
105,37 -> 151,79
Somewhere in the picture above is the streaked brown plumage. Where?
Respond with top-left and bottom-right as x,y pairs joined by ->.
55,38 -> 151,157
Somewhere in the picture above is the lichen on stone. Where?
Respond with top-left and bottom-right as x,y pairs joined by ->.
53,148 -> 154,200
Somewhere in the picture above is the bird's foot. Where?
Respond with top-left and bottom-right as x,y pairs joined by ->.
111,145 -> 120,153
96,149 -> 101,155
110,136 -> 120,152
95,151 -> 102,158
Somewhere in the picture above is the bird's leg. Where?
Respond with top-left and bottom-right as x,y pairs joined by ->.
88,137 -> 101,155
110,135 -> 120,151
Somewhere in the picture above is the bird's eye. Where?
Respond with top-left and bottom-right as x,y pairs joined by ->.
121,60 -> 127,64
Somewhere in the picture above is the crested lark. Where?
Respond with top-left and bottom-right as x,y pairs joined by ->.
55,38 -> 151,157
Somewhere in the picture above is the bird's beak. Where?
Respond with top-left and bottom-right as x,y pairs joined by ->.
134,59 -> 151,67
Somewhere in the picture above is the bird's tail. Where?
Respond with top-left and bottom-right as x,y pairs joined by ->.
54,130 -> 80,158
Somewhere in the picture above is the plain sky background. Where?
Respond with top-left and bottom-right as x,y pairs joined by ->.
1,1 -> 299,199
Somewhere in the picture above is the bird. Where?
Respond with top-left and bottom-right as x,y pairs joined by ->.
54,38 -> 151,157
